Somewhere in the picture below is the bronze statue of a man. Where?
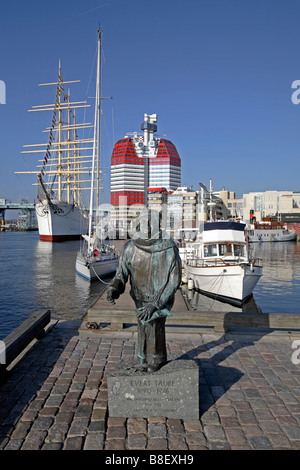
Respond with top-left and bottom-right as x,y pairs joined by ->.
107,210 -> 182,372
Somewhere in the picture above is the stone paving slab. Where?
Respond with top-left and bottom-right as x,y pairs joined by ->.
0,321 -> 300,451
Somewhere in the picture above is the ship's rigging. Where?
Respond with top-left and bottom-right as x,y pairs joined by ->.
16,62 -> 97,211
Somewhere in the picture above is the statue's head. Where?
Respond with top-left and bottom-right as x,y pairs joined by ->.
133,209 -> 162,241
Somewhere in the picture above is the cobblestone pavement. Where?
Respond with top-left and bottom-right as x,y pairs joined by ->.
0,321 -> 300,451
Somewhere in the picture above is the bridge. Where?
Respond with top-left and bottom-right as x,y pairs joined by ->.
0,198 -> 36,231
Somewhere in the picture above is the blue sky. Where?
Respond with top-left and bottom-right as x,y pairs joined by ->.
1,0 -> 300,204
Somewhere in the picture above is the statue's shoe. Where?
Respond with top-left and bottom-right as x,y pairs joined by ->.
146,361 -> 166,373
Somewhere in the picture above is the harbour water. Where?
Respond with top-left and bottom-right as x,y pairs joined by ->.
0,231 -> 112,340
1,231 -> 300,340
183,241 -> 300,314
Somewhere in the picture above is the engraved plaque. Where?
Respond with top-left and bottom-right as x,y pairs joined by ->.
107,359 -> 199,419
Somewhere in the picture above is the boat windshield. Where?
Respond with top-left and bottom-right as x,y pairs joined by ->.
203,243 -> 245,258
219,243 -> 232,256
204,244 -> 217,257
233,244 -> 245,256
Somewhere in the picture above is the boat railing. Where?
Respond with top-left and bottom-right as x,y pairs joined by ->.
186,257 -> 241,267
185,253 -> 263,268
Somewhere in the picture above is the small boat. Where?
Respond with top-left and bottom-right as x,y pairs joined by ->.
76,235 -> 119,281
75,29 -> 119,281
180,220 -> 263,305
246,217 -> 297,243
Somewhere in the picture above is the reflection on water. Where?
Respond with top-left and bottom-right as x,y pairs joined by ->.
34,239 -> 110,320
0,232 -> 39,339
183,241 -> 300,314
250,242 -> 300,313
0,231 -> 111,339
181,284 -> 262,313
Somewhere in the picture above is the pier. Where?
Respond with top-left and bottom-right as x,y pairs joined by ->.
0,288 -> 300,451
87,285 -> 300,334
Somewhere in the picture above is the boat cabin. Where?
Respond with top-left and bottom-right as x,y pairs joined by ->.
196,221 -> 248,262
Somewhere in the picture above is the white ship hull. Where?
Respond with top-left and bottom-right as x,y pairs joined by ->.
247,228 -> 297,243
76,252 -> 119,281
35,199 -> 88,242
184,262 -> 262,304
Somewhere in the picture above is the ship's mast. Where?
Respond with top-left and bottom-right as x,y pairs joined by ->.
66,88 -> 72,204
208,178 -> 216,221
88,29 -> 102,249
96,28 -> 102,209
73,111 -> 79,205
58,60 -> 62,201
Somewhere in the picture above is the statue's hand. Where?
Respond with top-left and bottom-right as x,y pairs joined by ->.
106,287 -> 116,304
136,304 -> 156,322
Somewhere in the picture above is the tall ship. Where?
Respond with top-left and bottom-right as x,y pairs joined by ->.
16,64 -> 93,241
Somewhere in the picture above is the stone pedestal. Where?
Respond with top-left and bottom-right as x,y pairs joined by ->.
107,359 -> 199,419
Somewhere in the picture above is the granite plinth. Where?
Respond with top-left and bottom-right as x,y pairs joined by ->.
107,359 -> 199,419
